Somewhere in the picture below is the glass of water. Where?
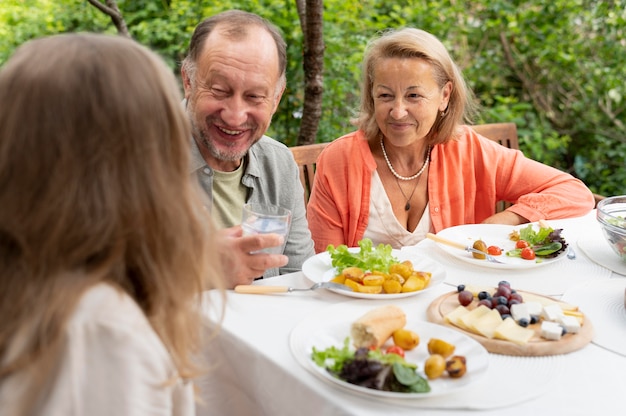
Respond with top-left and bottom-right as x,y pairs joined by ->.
241,203 -> 292,254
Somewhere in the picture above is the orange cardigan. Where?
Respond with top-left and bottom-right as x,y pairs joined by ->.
306,127 -> 595,253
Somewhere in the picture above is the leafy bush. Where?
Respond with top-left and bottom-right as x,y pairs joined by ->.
1,0 -> 624,195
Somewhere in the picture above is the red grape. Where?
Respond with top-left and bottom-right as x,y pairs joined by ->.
458,290 -> 474,306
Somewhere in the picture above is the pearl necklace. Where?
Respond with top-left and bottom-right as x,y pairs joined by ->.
380,137 -> 431,181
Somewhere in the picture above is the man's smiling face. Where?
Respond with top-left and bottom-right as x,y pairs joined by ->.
183,25 -> 284,171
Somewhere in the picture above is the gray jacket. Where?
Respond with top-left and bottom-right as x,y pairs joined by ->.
190,136 -> 315,278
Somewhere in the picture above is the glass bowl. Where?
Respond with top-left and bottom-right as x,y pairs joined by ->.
596,195 -> 626,263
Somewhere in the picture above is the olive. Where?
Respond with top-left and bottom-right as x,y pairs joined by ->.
472,240 -> 488,259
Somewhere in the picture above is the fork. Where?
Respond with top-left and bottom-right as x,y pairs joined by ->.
426,233 -> 505,264
234,281 -> 352,294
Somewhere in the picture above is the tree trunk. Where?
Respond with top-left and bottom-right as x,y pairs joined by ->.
296,0 -> 324,145
86,0 -> 130,38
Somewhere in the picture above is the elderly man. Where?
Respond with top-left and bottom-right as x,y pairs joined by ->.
181,10 -> 315,286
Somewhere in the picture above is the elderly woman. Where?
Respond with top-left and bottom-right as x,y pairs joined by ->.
307,28 -> 594,253
0,34 -> 225,415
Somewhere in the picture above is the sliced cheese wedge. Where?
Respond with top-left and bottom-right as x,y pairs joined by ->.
494,317 -> 535,345
458,305 -> 492,331
444,305 -> 469,327
471,308 -> 504,338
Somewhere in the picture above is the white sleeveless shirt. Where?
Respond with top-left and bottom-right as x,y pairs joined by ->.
363,171 -> 433,248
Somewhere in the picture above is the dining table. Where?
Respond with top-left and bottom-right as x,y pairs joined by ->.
195,209 -> 626,415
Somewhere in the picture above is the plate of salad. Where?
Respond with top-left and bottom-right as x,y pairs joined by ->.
434,222 -> 569,269
289,300 -> 489,398
301,239 -> 446,299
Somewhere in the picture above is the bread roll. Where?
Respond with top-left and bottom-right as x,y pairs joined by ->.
351,305 -> 407,349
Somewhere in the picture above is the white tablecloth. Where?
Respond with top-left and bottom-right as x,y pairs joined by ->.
196,211 -> 626,415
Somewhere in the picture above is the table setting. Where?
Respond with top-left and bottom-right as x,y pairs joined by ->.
196,208 -> 626,416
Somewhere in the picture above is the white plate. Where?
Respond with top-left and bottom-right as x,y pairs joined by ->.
301,249 -> 446,299
289,300 -> 489,399
435,224 -> 568,269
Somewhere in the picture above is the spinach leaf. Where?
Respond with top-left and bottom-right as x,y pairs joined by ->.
393,363 -> 431,393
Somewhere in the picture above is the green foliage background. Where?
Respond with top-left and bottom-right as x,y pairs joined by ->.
1,0 -> 624,196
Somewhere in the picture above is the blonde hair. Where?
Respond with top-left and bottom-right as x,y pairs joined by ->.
354,27 -> 478,144
0,33 -> 224,411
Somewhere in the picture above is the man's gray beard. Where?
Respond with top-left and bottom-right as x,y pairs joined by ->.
197,129 -> 249,162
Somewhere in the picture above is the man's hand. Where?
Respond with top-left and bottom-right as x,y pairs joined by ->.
217,225 -> 289,288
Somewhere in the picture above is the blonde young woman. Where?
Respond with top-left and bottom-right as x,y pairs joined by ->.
0,34 -> 225,415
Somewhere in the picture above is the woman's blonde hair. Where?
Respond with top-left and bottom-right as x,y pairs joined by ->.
354,27 -> 478,144
0,33 -> 224,409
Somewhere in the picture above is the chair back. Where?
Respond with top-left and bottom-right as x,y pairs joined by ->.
289,142 -> 329,205
472,122 -> 519,150
470,122 -> 519,212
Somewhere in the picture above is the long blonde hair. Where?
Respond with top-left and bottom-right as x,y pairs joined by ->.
0,33 -> 224,410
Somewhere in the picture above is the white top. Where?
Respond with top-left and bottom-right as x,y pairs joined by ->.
363,171 -> 433,248
0,283 -> 195,416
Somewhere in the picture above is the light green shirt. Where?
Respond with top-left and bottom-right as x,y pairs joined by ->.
211,163 -> 247,228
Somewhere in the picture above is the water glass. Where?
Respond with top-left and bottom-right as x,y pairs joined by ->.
241,203 -> 291,254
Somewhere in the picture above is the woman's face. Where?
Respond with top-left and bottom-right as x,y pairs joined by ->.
372,57 -> 451,145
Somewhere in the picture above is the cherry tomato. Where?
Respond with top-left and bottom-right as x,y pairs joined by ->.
487,245 -> 502,256
386,345 -> 405,358
521,247 -> 536,260
516,240 -> 530,249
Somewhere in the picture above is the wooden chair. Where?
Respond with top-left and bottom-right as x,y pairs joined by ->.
289,142 -> 329,205
471,123 -> 605,208
472,122 -> 519,151
470,122 -> 519,212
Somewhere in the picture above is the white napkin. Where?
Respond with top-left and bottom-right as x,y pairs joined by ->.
561,278 -> 626,357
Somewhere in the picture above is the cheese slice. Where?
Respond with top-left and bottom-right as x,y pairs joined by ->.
494,317 -> 535,345
471,308 -> 504,338
458,305 -> 492,330
444,305 -> 469,327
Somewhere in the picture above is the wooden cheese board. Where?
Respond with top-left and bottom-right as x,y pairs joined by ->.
426,289 -> 594,356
